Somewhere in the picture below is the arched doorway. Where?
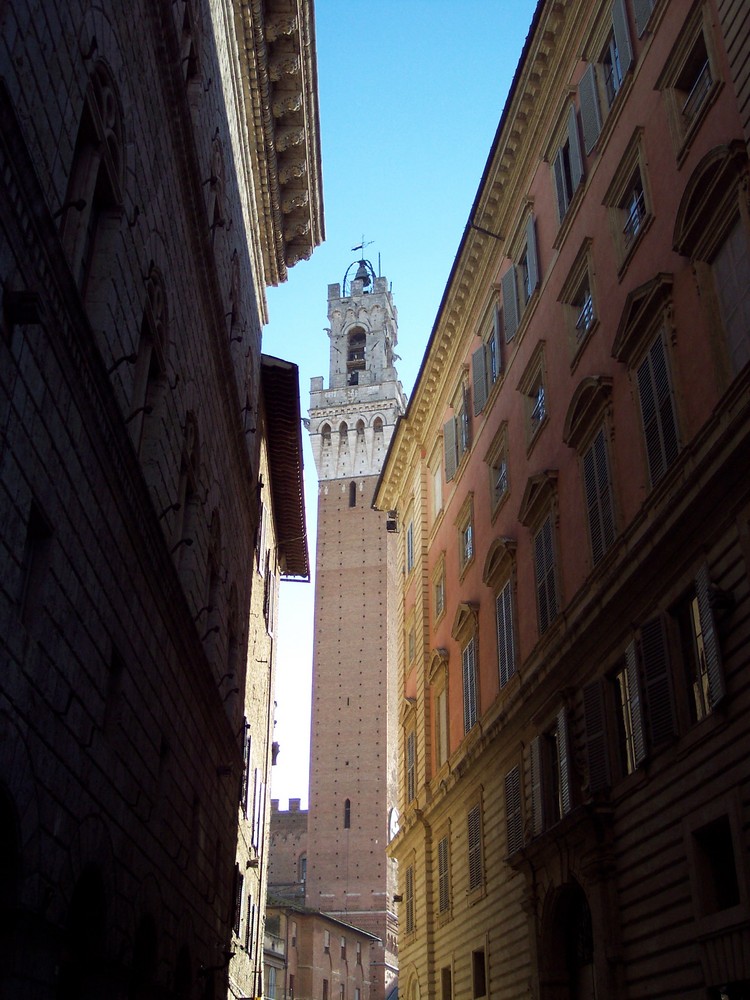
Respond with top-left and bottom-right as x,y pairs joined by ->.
540,881 -> 596,1000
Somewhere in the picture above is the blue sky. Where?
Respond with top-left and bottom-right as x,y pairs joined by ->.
263,1 -> 539,809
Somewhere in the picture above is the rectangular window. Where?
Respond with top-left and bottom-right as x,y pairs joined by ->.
673,564 -> 726,723
472,304 -> 503,415
486,423 -> 510,515
323,930 -> 330,953
692,815 -> 740,914
462,638 -> 478,734
504,765 -> 523,855
502,214 -> 540,340
435,687 -> 449,768
433,557 -> 446,624
431,460 -> 444,521
444,384 -> 472,480
232,865 -> 244,935
573,272 -> 595,342
457,496 -> 475,575
578,0 -> 633,152
407,619 -> 416,664
636,333 -> 679,487
290,976 -> 295,999
713,216 -> 750,375
495,579 -> 516,687
406,729 -> 416,802
467,804 -> 483,892
534,515 -> 558,635
552,104 -> 584,222
472,949 -> 487,999
582,428 -> 616,565
437,834 -> 450,913
405,865 -> 415,933
356,942 -> 361,965
340,936 -> 346,960
406,519 -> 414,574
323,980 -> 329,1000
441,967 -> 452,1000
621,171 -> 646,251
244,893 -> 253,950
529,708 -> 572,834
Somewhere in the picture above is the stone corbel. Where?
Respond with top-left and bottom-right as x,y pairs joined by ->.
279,159 -> 306,184
272,93 -> 302,117
269,55 -> 301,81
275,126 -> 305,152
266,15 -> 298,42
282,190 -> 309,214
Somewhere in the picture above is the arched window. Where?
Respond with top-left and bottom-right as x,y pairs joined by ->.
321,423 -> 331,446
373,416 -> 384,435
344,799 -> 351,829
60,61 -> 124,306
339,422 -> 348,441
356,419 -> 365,438
130,266 -> 168,455
349,482 -> 357,507
347,327 -> 366,385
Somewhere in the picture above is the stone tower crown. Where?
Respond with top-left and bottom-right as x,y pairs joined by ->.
309,263 -> 407,481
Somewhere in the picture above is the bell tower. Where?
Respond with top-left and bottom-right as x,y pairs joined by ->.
307,258 -> 406,1000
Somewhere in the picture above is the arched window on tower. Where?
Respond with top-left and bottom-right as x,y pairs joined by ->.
321,423 -> 331,446
347,328 -> 366,385
344,799 -> 351,829
339,422 -> 348,444
356,419 -> 365,438
349,482 -> 357,507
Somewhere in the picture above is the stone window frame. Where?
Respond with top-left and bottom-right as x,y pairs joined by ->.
603,128 -> 654,275
655,0 -> 723,166
558,238 -> 599,369
482,537 -> 518,691
578,0 -> 635,156
428,439 -> 445,533
432,552 -> 446,628
471,293 -> 504,417
429,648 -> 450,774
464,792 -> 486,902
435,824 -> 452,922
528,704 -> 574,838
452,603 -> 480,738
546,98 -> 585,241
516,340 -> 549,455
484,422 -> 510,521
444,370 -> 472,483
501,206 -> 540,343
519,471 -> 561,638
455,492 -> 475,579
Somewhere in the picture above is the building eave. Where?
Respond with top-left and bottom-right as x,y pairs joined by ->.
261,354 -> 309,579
234,0 -> 325,288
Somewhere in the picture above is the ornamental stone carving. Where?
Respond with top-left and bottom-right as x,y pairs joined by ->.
279,159 -> 306,184
272,93 -> 302,117
269,55 -> 301,81
266,15 -> 298,42
282,190 -> 309,214
275,126 -> 305,152
284,219 -> 310,241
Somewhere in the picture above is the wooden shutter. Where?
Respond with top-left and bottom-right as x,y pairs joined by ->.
535,517 -> 557,635
467,804 -> 482,891
557,707 -> 572,816
526,213 -> 539,293
568,103 -> 584,192
529,735 -> 544,836
612,0 -> 634,76
493,304 -> 503,373
472,344 -> 488,415
583,429 -> 615,564
625,640 -> 647,767
438,835 -> 450,912
444,417 -> 457,481
633,0 -> 655,36
504,766 -> 523,855
496,580 -> 515,687
502,267 -> 519,340
637,335 -> 679,487
583,680 -> 611,793
462,638 -> 477,733
553,148 -> 567,222
695,564 -> 726,708
640,616 -> 678,746
579,63 -> 602,154
406,730 -> 416,801
405,865 -> 414,932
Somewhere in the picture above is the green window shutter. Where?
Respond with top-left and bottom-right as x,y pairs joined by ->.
502,267 -> 519,340
612,0 -> 634,76
472,344 -> 488,415
557,706 -> 572,816
504,766 -> 523,855
695,564 -> 726,708
625,640 -> 647,767
568,104 -> 584,191
444,417 -> 457,482
579,63 -> 602,154
553,148 -> 567,222
633,0 -> 655,36
526,213 -> 539,293
529,735 -> 544,836
496,580 -> 515,687
583,680 -> 611,793
640,616 -> 678,747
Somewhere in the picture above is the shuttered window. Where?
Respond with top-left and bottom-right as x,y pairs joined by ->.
695,564 -> 726,709
405,865 -> 414,933
624,640 -> 647,768
472,344 -> 489,416
534,515 -> 558,635
582,428 -> 616,564
501,214 -> 539,340
467,804 -> 483,892
583,680 -> 611,793
437,835 -> 450,913
556,707 -> 572,817
501,267 -> 520,341
472,311 -> 502,418
636,334 -> 679,487
529,736 -> 544,837
462,638 -> 478,733
640,616 -> 678,747
578,0 -> 634,151
633,0 -> 655,36
504,766 -> 523,855
444,416 -> 458,481
406,730 -> 416,802
496,580 -> 516,687
553,104 -> 584,222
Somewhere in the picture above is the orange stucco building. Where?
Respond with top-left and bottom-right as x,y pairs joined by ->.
376,1 -> 750,997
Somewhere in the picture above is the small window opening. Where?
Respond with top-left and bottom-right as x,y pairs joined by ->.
344,799 -> 351,829
693,816 -> 740,913
349,482 -> 357,507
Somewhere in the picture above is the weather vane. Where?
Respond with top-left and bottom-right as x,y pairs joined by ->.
351,236 -> 374,255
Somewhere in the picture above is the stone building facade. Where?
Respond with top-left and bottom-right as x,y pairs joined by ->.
0,1 -> 321,997
304,263 -> 407,1000
375,1 -> 750,998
